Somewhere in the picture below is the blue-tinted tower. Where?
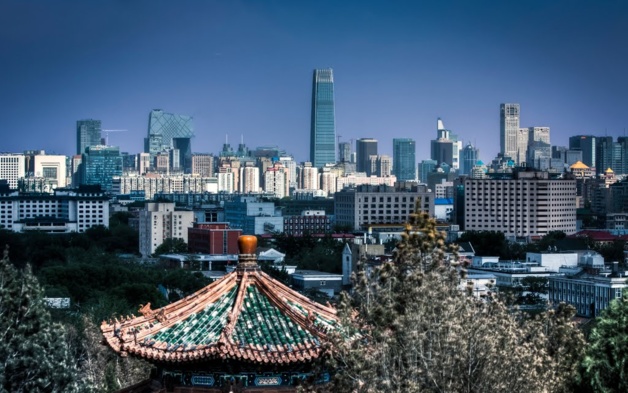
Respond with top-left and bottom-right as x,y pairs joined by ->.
310,69 -> 336,168
393,138 -> 416,181
76,119 -> 102,155
81,145 -> 122,193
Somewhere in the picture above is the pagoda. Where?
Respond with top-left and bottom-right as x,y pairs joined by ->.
101,235 -> 340,392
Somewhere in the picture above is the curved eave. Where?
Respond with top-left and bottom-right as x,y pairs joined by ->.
101,268 -> 340,365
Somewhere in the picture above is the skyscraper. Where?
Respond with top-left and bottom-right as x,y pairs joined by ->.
569,135 -> 596,168
500,103 -> 520,162
356,138 -> 378,174
338,141 -> 351,163
393,138 -> 416,181
145,109 -> 194,160
460,143 -> 479,176
76,119 -> 102,155
81,145 -> 122,193
310,69 -> 336,168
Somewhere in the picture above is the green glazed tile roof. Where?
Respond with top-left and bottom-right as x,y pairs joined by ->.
232,286 -> 317,350
149,287 -> 237,346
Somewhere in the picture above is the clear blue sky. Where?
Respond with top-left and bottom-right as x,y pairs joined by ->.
1,0 -> 627,163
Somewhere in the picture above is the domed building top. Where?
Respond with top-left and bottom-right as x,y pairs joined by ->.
101,236 -> 339,366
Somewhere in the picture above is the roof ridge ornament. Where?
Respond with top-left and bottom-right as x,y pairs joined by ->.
237,235 -> 259,272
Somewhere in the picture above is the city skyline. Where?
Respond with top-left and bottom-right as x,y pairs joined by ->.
1,1 -> 627,162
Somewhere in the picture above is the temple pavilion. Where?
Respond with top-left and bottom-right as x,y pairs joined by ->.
101,235 -> 340,392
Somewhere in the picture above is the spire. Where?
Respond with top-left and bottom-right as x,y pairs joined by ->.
437,117 -> 445,131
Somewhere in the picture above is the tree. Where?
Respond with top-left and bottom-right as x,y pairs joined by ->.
153,238 -> 187,256
583,293 -> 628,392
0,246 -> 81,392
314,206 -> 584,393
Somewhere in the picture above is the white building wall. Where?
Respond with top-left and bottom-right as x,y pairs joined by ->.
0,154 -> 25,189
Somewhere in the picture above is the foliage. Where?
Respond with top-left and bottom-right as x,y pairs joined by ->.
273,233 -> 345,273
594,239 -> 626,265
153,237 -> 188,256
456,230 -> 524,259
583,294 -> 628,392
0,247 -> 81,392
311,207 -> 585,393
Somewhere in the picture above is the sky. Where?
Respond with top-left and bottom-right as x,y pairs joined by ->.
1,0 -> 627,163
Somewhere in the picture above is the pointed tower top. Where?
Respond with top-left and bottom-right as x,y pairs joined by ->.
437,117 -> 445,131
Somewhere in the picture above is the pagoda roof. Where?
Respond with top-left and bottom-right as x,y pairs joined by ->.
101,236 -> 339,366
569,161 -> 589,170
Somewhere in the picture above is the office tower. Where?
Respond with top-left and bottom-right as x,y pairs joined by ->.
154,152 -> 170,173
529,127 -> 550,145
310,68 -> 336,168
595,136 -> 627,175
81,145 -> 122,193
569,135 -> 596,168
431,118 -> 460,169
173,137 -> 192,173
527,141 -> 552,170
418,159 -> 438,184
0,154 -> 26,189
191,153 -> 214,177
393,138 -> 416,181
500,103 -> 520,162
516,128 -> 529,165
356,138 -> 378,173
460,143 -> 479,176
76,119 -> 102,155
339,141 -> 351,163
377,155 -> 392,177
145,109 -> 194,159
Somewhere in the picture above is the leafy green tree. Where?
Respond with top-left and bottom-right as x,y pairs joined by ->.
153,237 -> 187,256
315,207 -> 584,393
583,293 -> 628,392
0,246 -> 81,392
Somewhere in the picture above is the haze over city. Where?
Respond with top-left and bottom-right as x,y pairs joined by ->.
1,0 -> 627,161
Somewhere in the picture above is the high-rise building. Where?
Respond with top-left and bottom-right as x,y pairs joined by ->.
500,103 -> 520,162
191,153 -> 214,177
145,109 -> 194,160
377,155 -> 392,177
76,119 -> 102,155
338,141 -> 351,163
569,135 -> 596,169
356,138 -> 378,174
418,159 -> 438,184
264,164 -> 288,198
300,162 -> 320,190
0,154 -> 25,189
393,138 -> 416,181
431,118 -> 461,169
81,145 -> 122,193
240,165 -> 260,193
139,202 -> 195,257
310,69 -> 336,168
33,155 -> 67,189
460,143 -> 479,177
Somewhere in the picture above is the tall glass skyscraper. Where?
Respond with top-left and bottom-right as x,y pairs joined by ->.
81,145 -> 122,193
145,109 -> 194,160
310,69 -> 336,168
393,138 -> 416,181
356,138 -> 378,174
76,119 -> 102,155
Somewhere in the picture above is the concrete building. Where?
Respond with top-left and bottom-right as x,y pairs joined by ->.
33,154 -> 67,189
300,162 -> 320,191
356,138 -> 378,174
191,153 -> 214,177
114,173 -> 220,200
500,103 -> 521,163
139,202 -> 195,257
0,154 -> 26,189
334,184 -> 434,231
291,270 -> 343,297
456,170 -> 577,238
549,251 -> 627,317
283,210 -> 332,236
240,165 -> 260,193
187,222 -> 242,255
0,183 -> 108,233
263,164 -> 288,198
223,196 -> 283,235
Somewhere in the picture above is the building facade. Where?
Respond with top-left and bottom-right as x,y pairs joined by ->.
310,68 -> 336,168
356,138 -> 378,174
138,202 -> 195,257
81,145 -> 122,193
456,170 -> 577,237
0,154 -> 26,189
334,184 -> 434,231
283,210 -> 332,236
0,184 -> 108,233
500,103 -> 521,163
145,109 -> 194,161
187,222 -> 242,255
393,138 -> 416,181
76,119 -> 101,155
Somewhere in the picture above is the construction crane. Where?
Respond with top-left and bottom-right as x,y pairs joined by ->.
102,129 -> 128,145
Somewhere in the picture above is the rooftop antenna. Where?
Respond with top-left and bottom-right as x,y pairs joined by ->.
102,129 -> 127,145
